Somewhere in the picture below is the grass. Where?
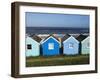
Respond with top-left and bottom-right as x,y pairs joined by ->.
26,54 -> 89,67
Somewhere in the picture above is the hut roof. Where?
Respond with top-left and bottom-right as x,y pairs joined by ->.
61,34 -> 71,42
30,34 -> 42,42
71,34 -> 80,38
76,35 -> 88,41
40,34 -> 60,44
44,34 -> 59,41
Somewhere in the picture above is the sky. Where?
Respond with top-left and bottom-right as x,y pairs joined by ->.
25,12 -> 89,28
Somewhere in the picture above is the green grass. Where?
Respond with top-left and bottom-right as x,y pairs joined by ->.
26,54 -> 89,67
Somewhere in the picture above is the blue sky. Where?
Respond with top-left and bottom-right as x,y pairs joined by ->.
26,12 -> 89,28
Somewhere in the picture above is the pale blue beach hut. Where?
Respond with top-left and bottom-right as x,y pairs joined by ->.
77,35 -> 89,54
26,35 -> 42,57
62,35 -> 79,55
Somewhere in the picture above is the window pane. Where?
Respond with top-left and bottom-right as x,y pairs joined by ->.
27,44 -> 32,49
48,43 -> 54,50
69,43 -> 74,48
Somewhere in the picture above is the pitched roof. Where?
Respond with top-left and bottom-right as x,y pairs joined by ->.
61,34 -> 70,42
76,35 -> 88,41
44,34 -> 59,41
71,34 -> 80,38
30,34 -> 42,42
41,34 -> 60,44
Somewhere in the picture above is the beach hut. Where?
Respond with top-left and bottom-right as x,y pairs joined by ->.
41,35 -> 60,56
62,34 -> 79,55
77,35 -> 89,54
26,35 -> 42,57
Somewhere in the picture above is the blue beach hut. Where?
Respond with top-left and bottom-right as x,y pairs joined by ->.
62,34 -> 79,55
26,35 -> 42,57
41,35 -> 60,56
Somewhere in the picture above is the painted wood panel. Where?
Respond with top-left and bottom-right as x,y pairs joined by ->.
26,36 -> 40,57
63,36 -> 79,55
81,37 -> 90,54
41,36 -> 60,56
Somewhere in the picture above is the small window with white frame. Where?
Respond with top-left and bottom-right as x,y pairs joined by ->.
69,43 -> 74,48
48,43 -> 54,50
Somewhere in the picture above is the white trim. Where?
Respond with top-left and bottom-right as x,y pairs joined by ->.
40,39 -> 45,44
41,36 -> 60,44
82,36 -> 90,43
63,36 -> 79,44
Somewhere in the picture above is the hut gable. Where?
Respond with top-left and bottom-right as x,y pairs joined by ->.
41,34 -> 60,44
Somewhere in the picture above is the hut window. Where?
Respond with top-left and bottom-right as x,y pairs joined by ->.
48,43 -> 54,50
27,44 -> 32,49
69,43 -> 74,48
